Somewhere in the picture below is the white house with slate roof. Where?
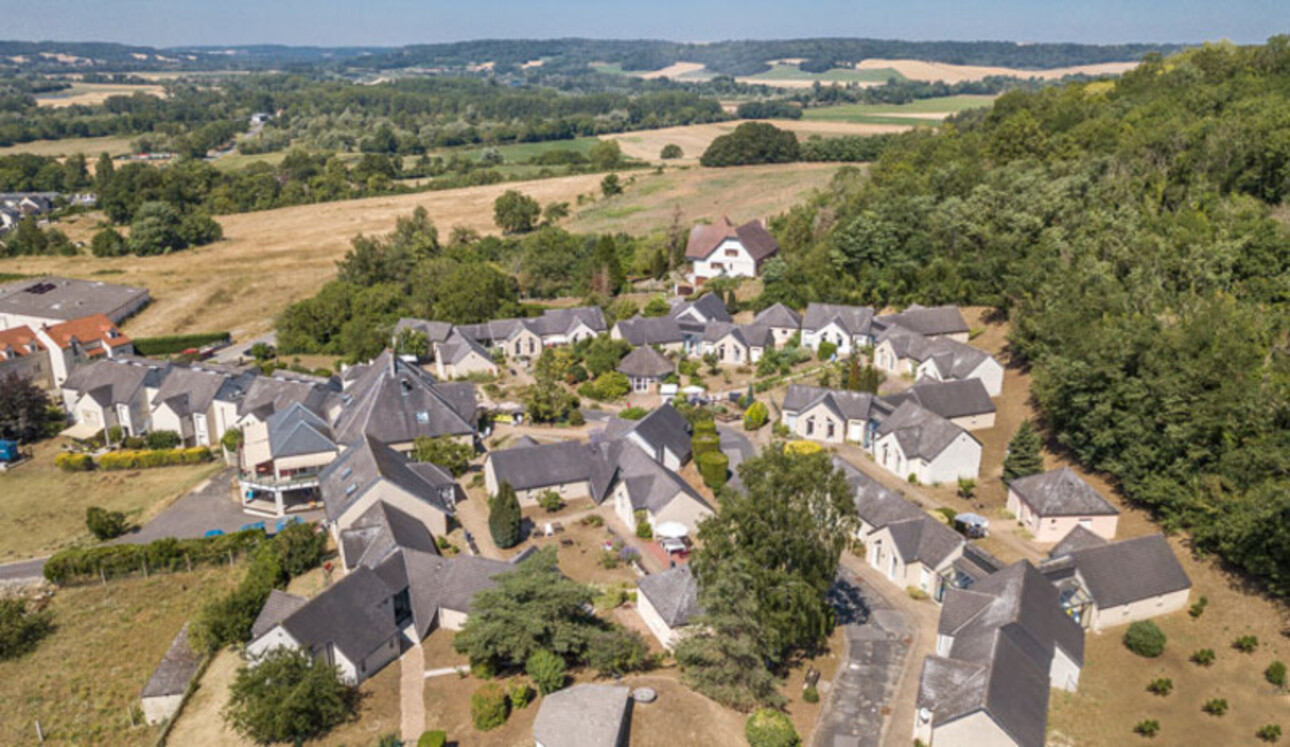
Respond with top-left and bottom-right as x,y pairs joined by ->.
533,683 -> 632,747
433,329 -> 498,380
753,303 -> 802,346
610,315 -> 685,353
875,325 -> 1004,397
873,400 -> 982,484
1006,468 -> 1120,542
700,321 -> 772,366
684,216 -> 779,286
60,356 -> 169,439
333,351 -> 477,451
321,435 -> 459,542
781,384 -> 888,445
876,305 -> 970,343
801,303 -> 877,356
886,379 -> 997,431
238,402 -> 339,515
636,564 -> 701,649
616,345 -> 674,393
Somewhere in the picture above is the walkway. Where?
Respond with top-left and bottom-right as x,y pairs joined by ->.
399,641 -> 426,741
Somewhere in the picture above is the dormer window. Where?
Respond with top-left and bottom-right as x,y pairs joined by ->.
340,466 -> 353,480
416,411 -> 429,424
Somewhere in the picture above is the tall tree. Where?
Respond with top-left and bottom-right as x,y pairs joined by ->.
223,647 -> 355,744
488,481 -> 523,549
0,373 -> 56,443
493,190 -> 541,234
1003,419 -> 1044,483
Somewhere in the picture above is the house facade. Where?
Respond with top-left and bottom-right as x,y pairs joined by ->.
684,217 -> 779,285
872,401 -> 982,484
635,565 -> 701,649
0,325 -> 51,388
801,303 -> 876,357
1006,468 -> 1120,543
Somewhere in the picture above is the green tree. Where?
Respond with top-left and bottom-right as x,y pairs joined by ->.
698,451 -> 729,489
128,201 -> 184,255
488,481 -> 523,550
522,348 -> 577,423
583,335 -> 632,376
85,506 -> 127,541
642,295 -> 671,317
526,650 -> 567,695
588,140 -> 623,170
224,647 -> 356,743
493,190 -> 541,233
470,684 -> 509,731
0,372 -> 59,443
1124,621 -> 1167,658
660,144 -> 684,159
90,227 -> 128,257
411,435 -> 474,477
745,709 -> 801,747
394,328 -> 430,360
1003,419 -> 1044,483
700,122 -> 800,167
600,173 -> 623,198
542,201 -> 570,224
744,401 -> 769,431
0,598 -> 53,660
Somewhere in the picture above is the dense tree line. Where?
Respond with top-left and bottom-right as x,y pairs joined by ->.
761,38 -> 1290,596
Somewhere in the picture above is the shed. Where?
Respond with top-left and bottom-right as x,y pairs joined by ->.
140,624 -> 203,725
533,683 -> 631,747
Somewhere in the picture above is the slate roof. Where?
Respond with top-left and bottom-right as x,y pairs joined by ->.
876,400 -> 977,461
251,590 -> 308,641
1008,468 -> 1119,518
457,306 -> 607,343
876,305 -> 970,338
63,357 -> 168,406
685,216 -> 779,262
0,276 -> 149,323
831,455 -> 924,529
753,302 -> 801,330
236,371 -> 339,423
265,402 -> 336,458
670,292 -> 733,327
487,439 -> 610,497
952,544 -> 1005,586
700,320 -> 770,348
1047,525 -> 1110,558
321,435 -> 457,523
783,384 -> 883,422
403,550 -> 512,636
438,329 -> 494,366
616,345 -> 674,379
151,363 -> 232,419
801,303 -> 875,337
333,351 -> 476,444
341,499 -> 441,570
533,684 -> 631,747
617,404 -> 692,465
886,379 -> 997,420
1057,534 -> 1191,609
277,564 -> 401,666
607,439 -> 711,516
637,564 -> 702,627
879,326 -> 995,380
884,515 -> 965,569
140,624 -> 202,699
613,315 -> 684,346
393,317 -> 455,345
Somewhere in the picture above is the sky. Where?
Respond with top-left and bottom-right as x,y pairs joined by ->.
0,0 -> 1282,48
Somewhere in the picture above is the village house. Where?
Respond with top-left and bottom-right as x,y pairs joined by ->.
752,302 -> 802,346
0,325 -> 51,388
457,306 -> 607,357
872,400 -> 983,483
670,292 -> 733,354
800,303 -> 876,356
321,435 -> 459,545
35,313 -> 133,387
885,379 -> 997,431
1006,468 -> 1120,542
238,403 -> 340,515
148,362 -> 241,448
610,315 -> 685,353
876,305 -> 970,343
60,356 -> 169,439
635,564 -> 701,649
616,345 -> 675,393
916,562 -> 1085,747
781,384 -> 887,445
700,321 -> 772,366
0,276 -> 150,330
432,329 -> 498,380
685,216 -> 779,286
874,325 -> 1004,397
332,351 -> 478,451
600,404 -> 693,471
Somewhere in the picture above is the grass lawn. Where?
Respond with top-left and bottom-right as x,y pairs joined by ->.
0,565 -> 241,745
0,439 -> 223,560
745,63 -> 905,84
434,136 -> 603,164
210,150 -> 289,173
802,95 -> 996,123
0,134 -> 139,159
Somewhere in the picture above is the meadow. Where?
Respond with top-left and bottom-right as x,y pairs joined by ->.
801,94 -> 996,124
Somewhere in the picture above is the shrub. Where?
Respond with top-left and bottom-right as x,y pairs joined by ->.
744,401 -> 769,431
1235,634 -> 1260,653
98,447 -> 213,470
106,425 -> 124,444
54,452 -> 93,472
526,650 -> 566,695
906,586 -> 929,601
1147,677 -> 1173,696
817,341 -> 837,361
745,708 -> 800,747
130,332 -> 230,356
585,627 -> 650,677
698,451 -> 729,489
634,510 -> 653,539
417,732 -> 447,747
0,598 -> 53,660
581,513 -> 604,527
598,550 -> 620,569
537,490 -> 564,513
802,685 -> 819,703
470,683 -> 509,731
144,430 -> 182,450
1124,621 -> 1167,658
507,679 -> 532,710
85,506 -> 127,540
567,409 -> 585,426
692,431 -> 721,457
660,144 -> 683,159
620,406 -> 648,420
1191,648 -> 1216,666
1258,724 -> 1283,743
1189,595 -> 1208,619
224,647 -> 356,743
44,528 -> 265,586
1267,661 -> 1286,688
1203,698 -> 1229,716
1134,719 -> 1161,738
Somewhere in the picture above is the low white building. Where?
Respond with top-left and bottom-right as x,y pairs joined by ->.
636,564 -> 701,649
140,624 -> 202,726
1006,468 -> 1120,543
800,303 -> 876,357
871,400 -> 982,484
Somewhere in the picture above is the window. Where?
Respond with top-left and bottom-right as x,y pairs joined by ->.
725,248 -> 739,257
416,411 -> 429,424
345,483 -> 357,496
340,466 -> 353,479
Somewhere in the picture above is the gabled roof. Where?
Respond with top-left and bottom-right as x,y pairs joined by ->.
251,589 -> 308,641
876,400 -> 977,461
784,384 -> 883,423
321,435 -> 457,523
528,306 -> 607,337
486,439 -> 609,497
333,351 -> 476,444
801,303 -> 876,337
341,500 -> 441,570
607,438 -> 710,516
40,313 -> 131,350
685,216 -> 779,263
670,292 -> 732,325
277,564 -> 402,665
831,455 -> 924,529
753,302 -> 801,330
62,357 -> 168,405
151,363 -> 232,419
402,549 -> 511,638
533,683 -> 631,747
265,402 -> 336,458
1008,468 -> 1119,518
0,325 -> 42,359
879,326 -> 995,380
1047,525 -> 1110,558
616,345 -> 674,379
613,315 -> 684,346
393,317 -> 455,344
617,404 -> 692,464
876,305 -> 970,338
236,371 -> 338,422
637,564 -> 702,628
140,624 -> 202,699
1058,534 -> 1190,609
438,329 -> 494,366
884,515 -> 964,570
886,379 -> 997,420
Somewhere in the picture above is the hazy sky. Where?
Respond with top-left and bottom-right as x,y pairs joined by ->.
0,0 -> 1282,47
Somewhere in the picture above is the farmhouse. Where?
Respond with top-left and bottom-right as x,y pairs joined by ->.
321,434 -> 458,544
781,384 -> 886,445
752,302 -> 802,346
533,683 -> 632,747
874,326 -> 1004,397
872,400 -> 982,483
1006,468 -> 1120,542
616,345 -> 675,393
916,562 -> 1085,747
1041,530 -> 1191,632
35,313 -> 133,387
685,216 -> 779,285
885,379 -> 997,431
636,564 -> 701,649
800,303 -> 876,356
0,325 -> 51,388
0,276 -> 149,330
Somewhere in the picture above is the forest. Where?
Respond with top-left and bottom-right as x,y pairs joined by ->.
760,38 -> 1290,596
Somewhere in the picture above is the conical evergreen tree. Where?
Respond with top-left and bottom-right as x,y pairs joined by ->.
1003,419 -> 1045,483
489,481 -> 523,549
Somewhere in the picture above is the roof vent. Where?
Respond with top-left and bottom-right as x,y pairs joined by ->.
400,378 -> 413,395
416,411 -> 429,424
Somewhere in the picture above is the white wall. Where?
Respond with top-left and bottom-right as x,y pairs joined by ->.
803,322 -> 857,357
932,711 -> 1021,747
142,693 -> 184,726
925,433 -> 982,484
692,238 -> 757,280
1051,645 -> 1081,692
1089,587 -> 1190,633
636,590 -> 683,649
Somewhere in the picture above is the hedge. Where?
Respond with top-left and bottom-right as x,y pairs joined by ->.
131,332 -> 230,356
698,451 -> 729,489
44,529 -> 266,585
54,452 -> 93,472
692,432 -> 721,457
98,447 -> 212,470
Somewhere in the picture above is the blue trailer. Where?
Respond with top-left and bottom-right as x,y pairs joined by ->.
0,440 -> 19,463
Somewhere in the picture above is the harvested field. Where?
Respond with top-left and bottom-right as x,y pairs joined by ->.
855,58 -> 1140,83
802,94 -> 996,124
35,82 -> 166,108
604,120 -> 912,164
0,134 -> 138,159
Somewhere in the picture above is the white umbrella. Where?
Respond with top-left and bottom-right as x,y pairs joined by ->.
654,521 -> 688,539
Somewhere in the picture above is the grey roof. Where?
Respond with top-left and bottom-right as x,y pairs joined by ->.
236,371 -> 338,422
616,345 -> 674,378
670,293 -> 732,325
533,684 -> 631,747
702,321 -> 773,349
341,500 -> 440,570
1048,525 -> 1110,558
402,550 -> 511,638
753,302 -> 801,330
62,357 -> 168,406
637,564 -> 702,628
879,326 -> 995,380
876,305 -> 969,338
886,379 -> 996,420
0,276 -> 149,323
265,402 -> 336,458
438,329 -> 494,366
321,435 -> 457,523
619,404 -> 692,465
831,455 -> 923,529
487,439 -> 607,497
1008,468 -> 1119,518
150,364 -> 232,419
333,351 -> 476,444
613,315 -> 684,346
876,400 -> 977,461
140,624 -> 202,699
1059,534 -> 1190,609
251,590 -> 308,641
393,317 -> 455,344
277,564 -> 401,665
784,384 -> 882,422
607,439 -> 710,516
456,306 -> 606,343
953,544 -> 1004,586
801,303 -> 875,337
885,515 -> 965,569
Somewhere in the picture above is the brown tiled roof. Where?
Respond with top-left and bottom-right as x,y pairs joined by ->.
42,313 -> 131,350
0,325 -> 42,359
685,216 -> 779,261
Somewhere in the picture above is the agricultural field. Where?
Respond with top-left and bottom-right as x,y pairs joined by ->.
802,94 -> 997,124
604,120 -> 913,163
435,136 -> 603,163
855,58 -> 1140,83
0,134 -> 139,159
740,62 -> 905,87
0,565 -> 241,746
0,439 -> 223,561
34,81 -> 167,108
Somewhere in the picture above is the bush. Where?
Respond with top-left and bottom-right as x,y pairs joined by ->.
1191,648 -> 1216,666
1124,621 -> 1167,658
660,144 -> 683,159
692,431 -> 721,457
745,708 -> 800,747
1203,698 -> 1229,716
1146,677 -> 1173,696
578,371 -> 631,402
620,406 -> 649,420
1258,724 -> 1283,743
98,446 -> 213,470
700,122 -> 800,168
1189,595 -> 1209,619
906,586 -> 930,601
1267,661 -> 1287,688
1134,719 -> 1161,738
44,528 -> 266,585
0,598 -> 53,660
526,650 -> 566,695
537,490 -> 564,513
744,401 -> 769,431
144,430 -> 182,450
224,647 -> 356,743
54,452 -> 93,472
417,732 -> 447,747
507,680 -> 532,710
85,506 -> 127,540
131,332 -> 230,356
1235,634 -> 1260,653
586,627 -> 650,677
802,685 -> 819,703
817,341 -> 837,361
470,683 -> 509,731
698,451 -> 729,489
634,510 -> 653,539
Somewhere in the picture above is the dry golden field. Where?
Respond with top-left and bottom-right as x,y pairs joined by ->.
604,120 -> 912,163
35,82 -> 166,108
855,58 -> 1140,83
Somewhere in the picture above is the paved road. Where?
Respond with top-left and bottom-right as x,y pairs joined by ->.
208,331 -> 277,366
813,570 -> 914,747
0,557 -> 48,583
716,424 -> 755,494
